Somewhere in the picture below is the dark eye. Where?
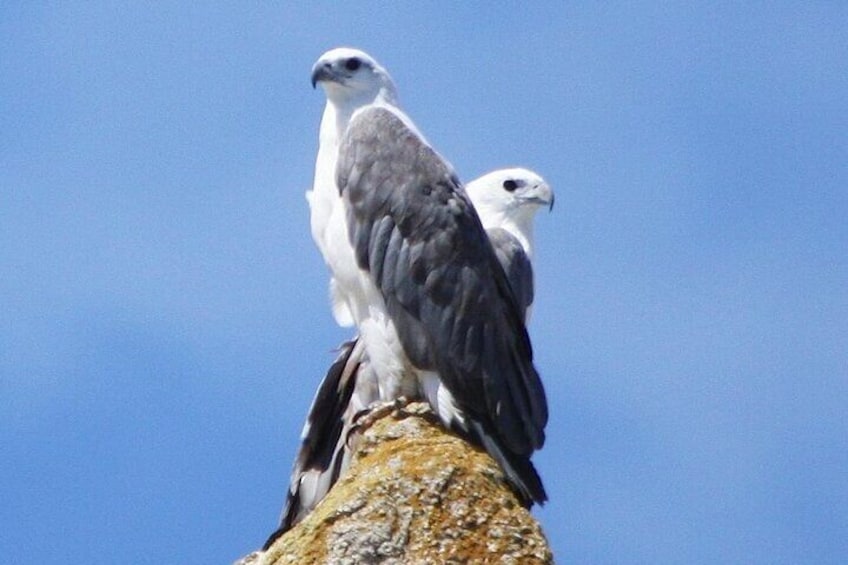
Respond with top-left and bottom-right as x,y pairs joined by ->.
345,58 -> 361,71
503,179 -> 518,192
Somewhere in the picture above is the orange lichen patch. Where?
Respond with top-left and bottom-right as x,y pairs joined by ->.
259,403 -> 552,565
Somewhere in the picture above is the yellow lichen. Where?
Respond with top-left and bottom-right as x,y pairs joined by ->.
257,403 -> 552,565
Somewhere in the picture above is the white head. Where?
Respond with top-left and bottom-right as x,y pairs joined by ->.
311,47 -> 398,108
465,168 -> 554,258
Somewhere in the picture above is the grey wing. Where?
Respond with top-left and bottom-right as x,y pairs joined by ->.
337,106 -> 547,464
263,338 -> 376,549
486,227 -> 534,322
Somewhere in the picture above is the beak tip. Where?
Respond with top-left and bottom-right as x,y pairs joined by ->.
309,64 -> 322,90
310,63 -> 335,90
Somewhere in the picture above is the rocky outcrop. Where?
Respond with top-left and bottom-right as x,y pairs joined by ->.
240,402 -> 552,564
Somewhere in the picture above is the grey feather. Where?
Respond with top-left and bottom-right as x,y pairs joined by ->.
337,107 -> 547,486
486,228 -> 534,319
267,159 -> 546,542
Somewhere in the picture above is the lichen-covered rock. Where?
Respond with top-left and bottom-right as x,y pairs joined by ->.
248,402 -> 552,564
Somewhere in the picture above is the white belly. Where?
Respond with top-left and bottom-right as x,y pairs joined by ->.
358,313 -> 418,401
323,201 -> 359,327
322,204 -> 419,400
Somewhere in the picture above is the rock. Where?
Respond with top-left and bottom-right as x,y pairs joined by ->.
245,402 -> 552,564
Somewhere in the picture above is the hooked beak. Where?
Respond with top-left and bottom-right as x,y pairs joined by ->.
310,62 -> 337,88
523,184 -> 555,211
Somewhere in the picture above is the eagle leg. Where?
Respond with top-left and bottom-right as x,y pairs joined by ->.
346,396 -> 412,446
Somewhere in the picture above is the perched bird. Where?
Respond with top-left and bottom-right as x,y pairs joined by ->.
305,47 -> 402,328
264,168 -> 553,547
265,47 -> 550,548
336,91 -> 549,500
464,167 -> 554,323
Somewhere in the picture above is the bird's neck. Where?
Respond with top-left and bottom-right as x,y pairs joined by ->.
506,217 -> 535,260
481,209 -> 535,260
318,102 -> 345,149
322,88 -> 398,144
314,87 -> 397,191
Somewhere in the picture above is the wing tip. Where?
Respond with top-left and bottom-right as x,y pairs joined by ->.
264,339 -> 362,549
466,420 -> 547,507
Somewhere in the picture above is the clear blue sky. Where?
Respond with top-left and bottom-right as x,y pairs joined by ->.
2,3 -> 846,563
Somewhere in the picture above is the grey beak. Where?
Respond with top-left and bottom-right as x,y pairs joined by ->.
310,62 -> 335,88
526,184 -> 554,211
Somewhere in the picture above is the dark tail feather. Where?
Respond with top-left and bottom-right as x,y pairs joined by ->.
262,338 -> 368,550
467,420 -> 547,507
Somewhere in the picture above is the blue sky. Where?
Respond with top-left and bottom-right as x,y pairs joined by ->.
2,3 -> 846,563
